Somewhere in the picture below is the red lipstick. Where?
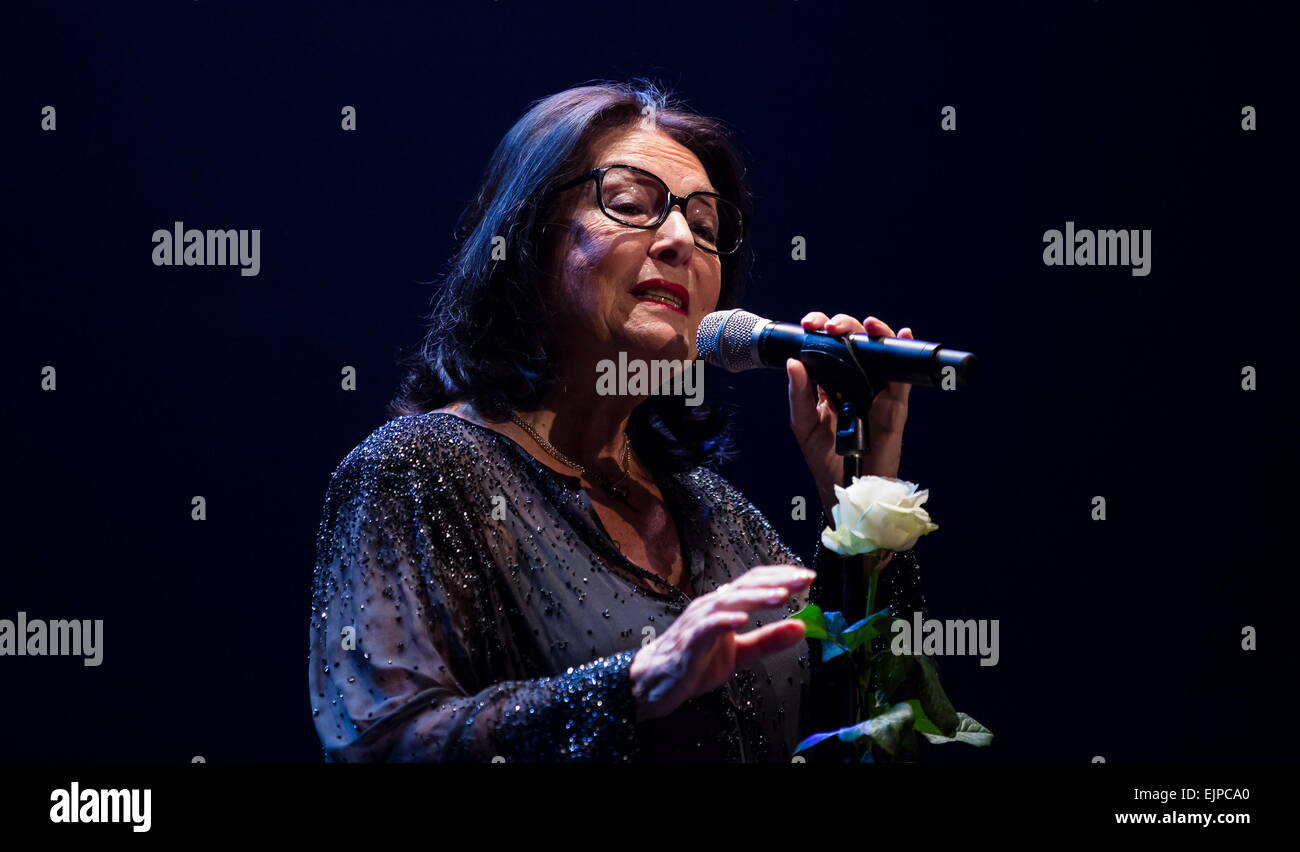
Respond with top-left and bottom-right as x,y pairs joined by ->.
630,278 -> 690,315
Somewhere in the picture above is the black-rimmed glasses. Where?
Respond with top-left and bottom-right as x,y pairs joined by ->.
551,164 -> 744,255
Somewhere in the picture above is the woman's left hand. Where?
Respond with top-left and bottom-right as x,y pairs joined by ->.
786,312 -> 914,522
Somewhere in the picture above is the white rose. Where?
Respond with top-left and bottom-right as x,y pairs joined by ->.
821,475 -> 938,555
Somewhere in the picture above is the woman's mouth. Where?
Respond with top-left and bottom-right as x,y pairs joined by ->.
630,279 -> 689,316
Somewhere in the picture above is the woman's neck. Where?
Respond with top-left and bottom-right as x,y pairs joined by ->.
442,360 -> 647,482
532,392 -> 637,469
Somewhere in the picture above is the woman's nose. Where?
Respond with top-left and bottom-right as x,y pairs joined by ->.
649,209 -> 695,265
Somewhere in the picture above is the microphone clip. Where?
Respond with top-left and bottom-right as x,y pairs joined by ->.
797,331 -> 879,459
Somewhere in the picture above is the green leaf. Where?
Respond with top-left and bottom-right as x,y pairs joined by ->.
821,640 -> 850,662
841,623 -> 878,651
795,701 -> 920,758
904,699 -> 944,736
873,629 -> 916,702
840,608 -> 891,652
914,655 -> 960,737
919,712 -> 994,747
794,729 -> 839,753
794,607 -> 878,661
850,701 -> 916,757
788,603 -> 828,639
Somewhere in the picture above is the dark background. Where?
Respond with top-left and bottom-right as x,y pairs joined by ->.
4,1 -> 1291,763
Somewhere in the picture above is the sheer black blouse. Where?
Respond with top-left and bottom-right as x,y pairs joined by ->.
308,412 -> 928,762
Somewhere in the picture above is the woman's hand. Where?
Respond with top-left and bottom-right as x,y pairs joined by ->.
786,313 -> 915,521
629,565 -> 815,722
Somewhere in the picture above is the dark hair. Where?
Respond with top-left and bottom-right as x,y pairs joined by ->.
389,80 -> 752,475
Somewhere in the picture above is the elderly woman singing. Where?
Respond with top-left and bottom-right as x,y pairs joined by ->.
308,81 -> 929,762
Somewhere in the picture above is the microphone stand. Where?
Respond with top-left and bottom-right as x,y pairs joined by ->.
798,334 -> 879,740
834,399 -> 868,625
832,399 -> 869,730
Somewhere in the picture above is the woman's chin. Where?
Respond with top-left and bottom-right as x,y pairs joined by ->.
617,322 -> 691,361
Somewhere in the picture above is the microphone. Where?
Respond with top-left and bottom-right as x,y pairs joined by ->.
695,308 -> 978,388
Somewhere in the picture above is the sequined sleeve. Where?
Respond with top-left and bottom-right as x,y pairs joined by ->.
308,438 -> 640,763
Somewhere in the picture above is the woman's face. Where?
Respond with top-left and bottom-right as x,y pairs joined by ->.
546,126 -> 724,370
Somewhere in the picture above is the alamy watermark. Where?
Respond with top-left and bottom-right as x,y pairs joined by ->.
890,612 -> 999,666
151,221 -> 261,277
50,782 -> 150,832
0,612 -> 103,665
1043,221 -> 1151,277
595,352 -> 704,407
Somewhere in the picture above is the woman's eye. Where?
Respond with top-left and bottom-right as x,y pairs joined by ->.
609,198 -> 647,215
692,222 -> 718,242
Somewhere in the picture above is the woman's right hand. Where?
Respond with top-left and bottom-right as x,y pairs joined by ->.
628,565 -> 815,722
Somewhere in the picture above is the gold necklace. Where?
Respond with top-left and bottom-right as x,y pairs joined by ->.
509,412 -> 633,500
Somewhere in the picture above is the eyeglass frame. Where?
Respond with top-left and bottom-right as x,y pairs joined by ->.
548,163 -> 745,256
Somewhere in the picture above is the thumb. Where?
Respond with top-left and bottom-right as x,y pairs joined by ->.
786,358 -> 818,438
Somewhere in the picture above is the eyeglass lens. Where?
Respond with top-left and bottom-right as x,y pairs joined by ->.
598,166 -> 740,253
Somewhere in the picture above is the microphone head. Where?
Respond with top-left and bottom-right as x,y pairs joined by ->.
695,309 -> 769,372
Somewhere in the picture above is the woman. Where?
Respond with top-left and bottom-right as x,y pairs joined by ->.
308,81 -> 928,762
